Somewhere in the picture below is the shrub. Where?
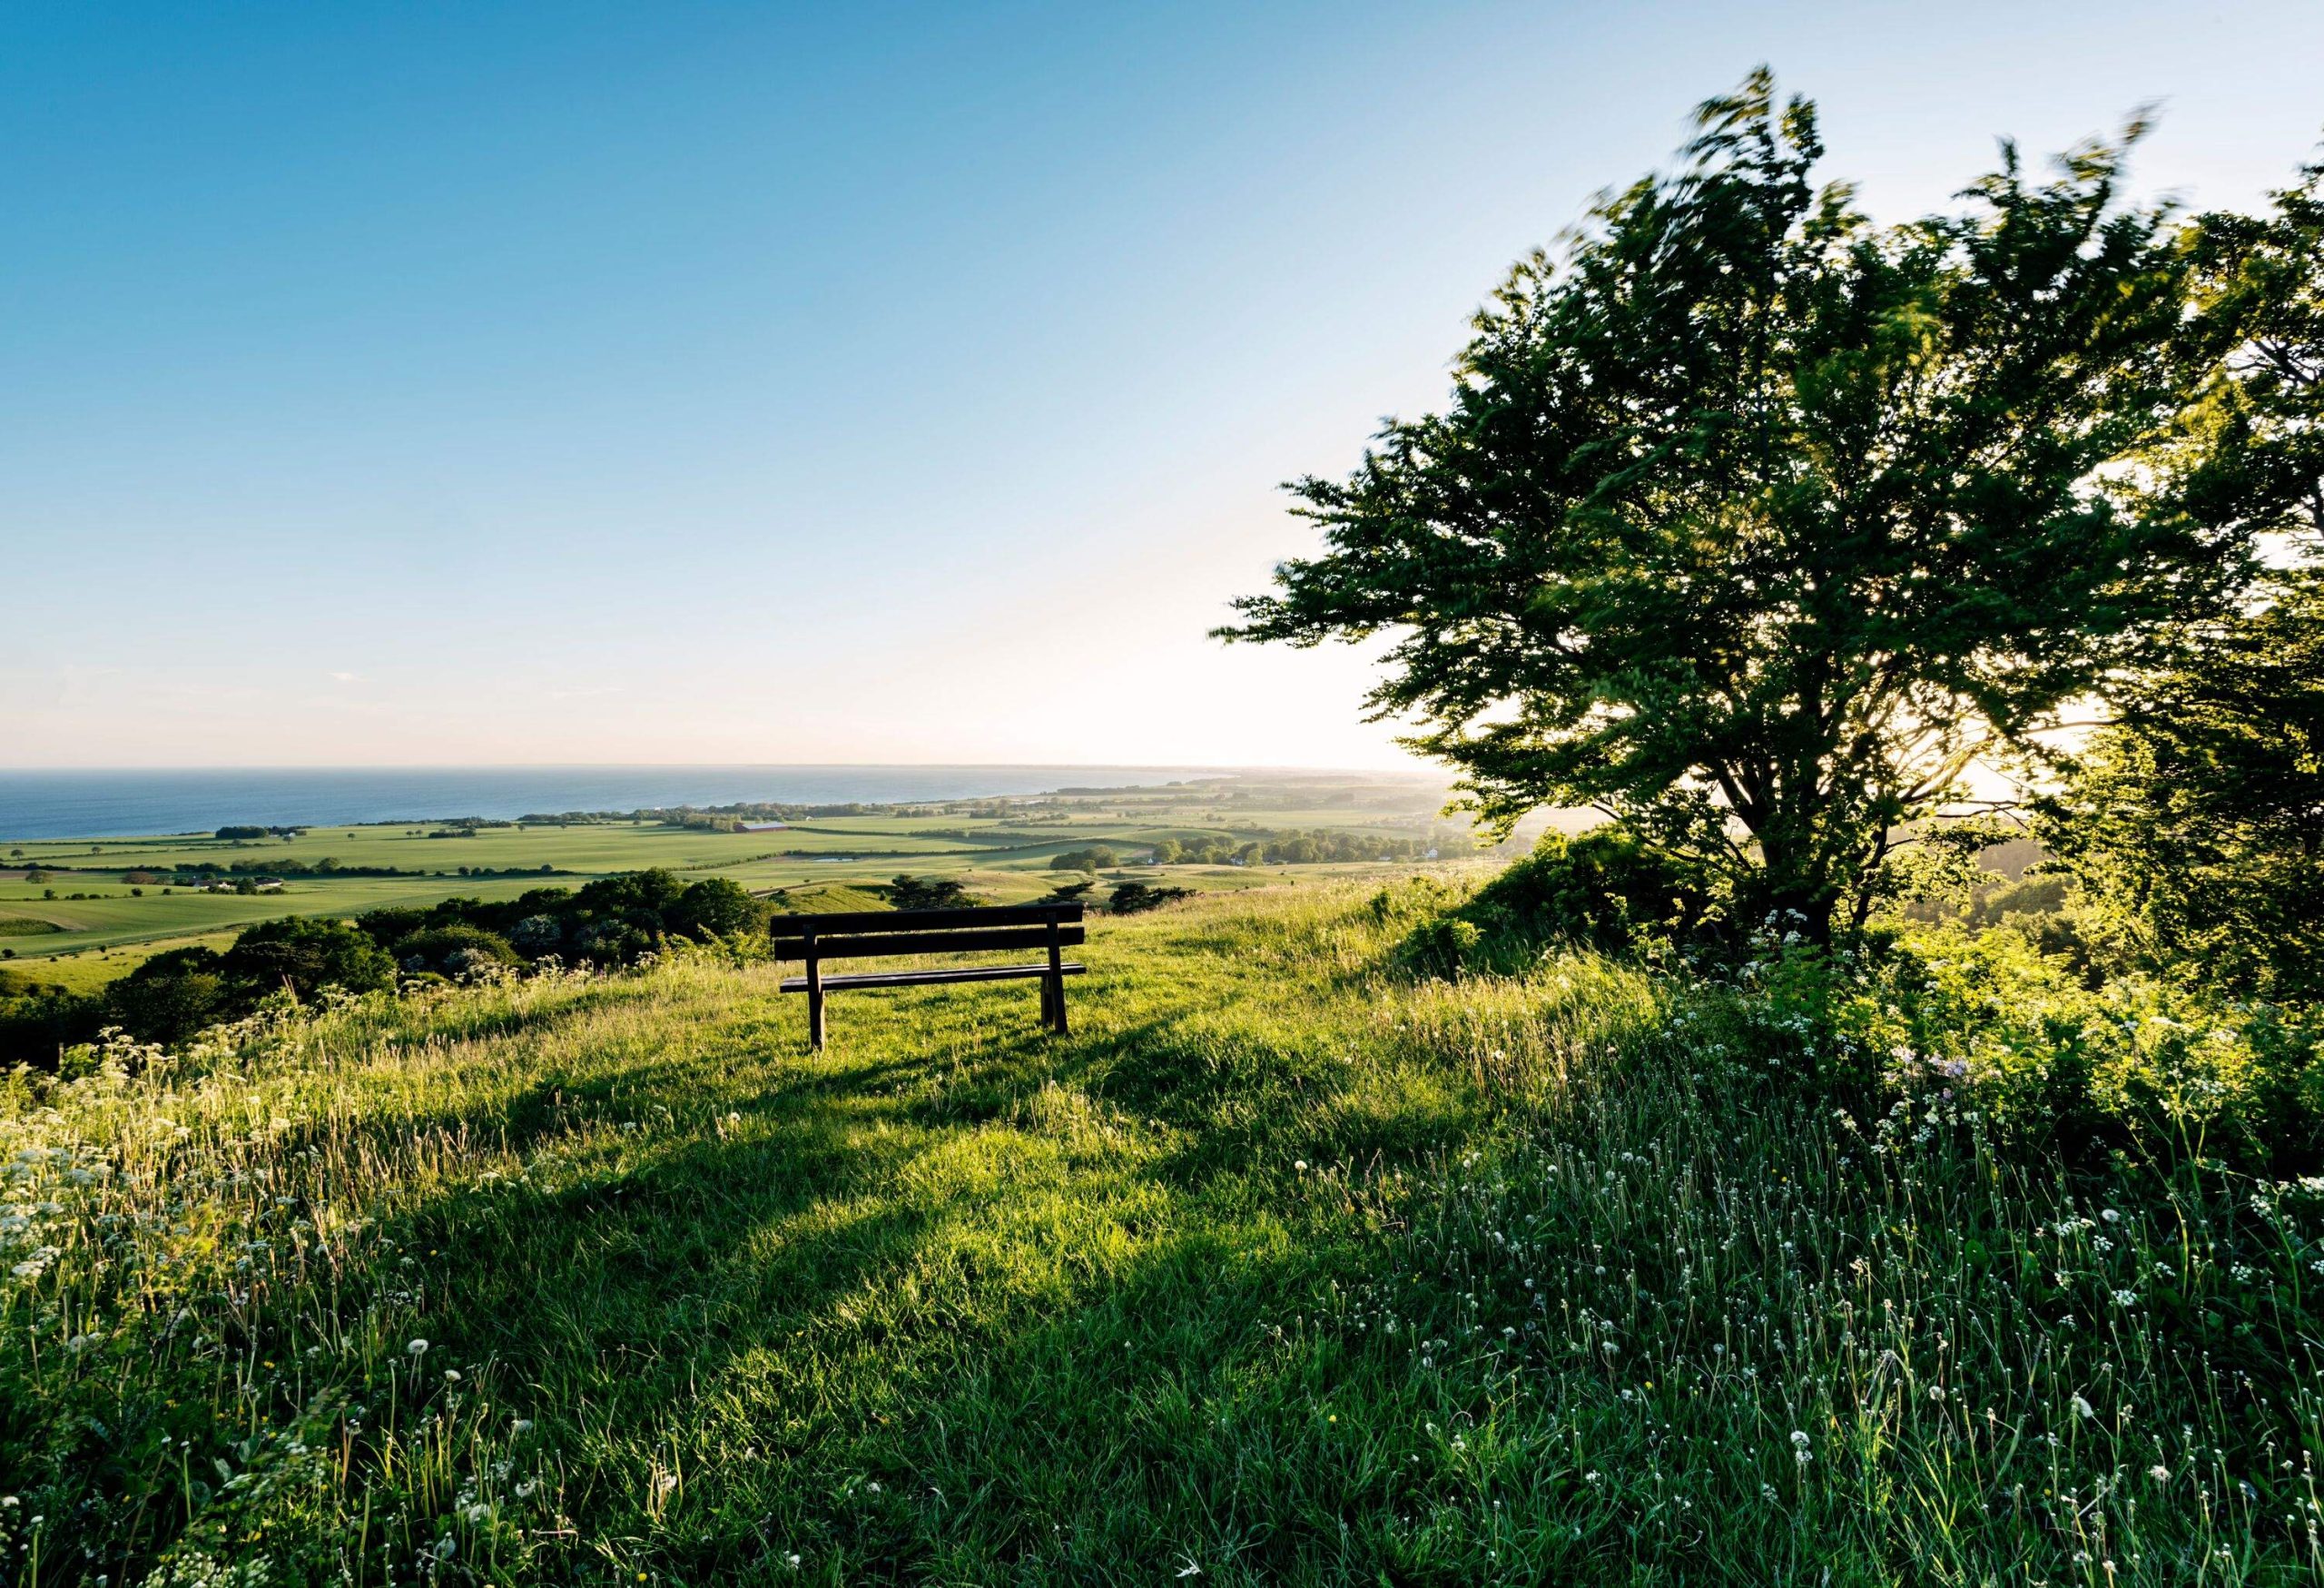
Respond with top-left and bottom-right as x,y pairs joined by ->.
220,917 -> 395,1002
1706,925 -> 2324,1170
665,877 -> 765,941
1399,916 -> 1482,981
888,875 -> 976,912
1108,881 -> 1193,914
103,948 -> 236,1045
1399,827 -> 1712,978
1470,828 -> 1714,952
391,925 -> 521,979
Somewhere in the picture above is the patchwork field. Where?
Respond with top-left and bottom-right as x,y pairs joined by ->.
0,772 -> 1520,987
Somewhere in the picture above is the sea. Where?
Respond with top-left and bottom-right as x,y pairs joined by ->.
0,766 -> 1230,842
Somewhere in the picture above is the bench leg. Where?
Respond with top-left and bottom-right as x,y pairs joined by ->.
1045,916 -> 1068,1035
806,946 -> 826,1052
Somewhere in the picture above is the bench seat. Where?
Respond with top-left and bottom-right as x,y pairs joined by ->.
779,962 -> 1085,993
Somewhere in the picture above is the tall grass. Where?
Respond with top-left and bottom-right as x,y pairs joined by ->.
4,885 -> 2319,1583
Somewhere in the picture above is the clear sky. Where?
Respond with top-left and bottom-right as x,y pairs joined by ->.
5,1 -> 2321,769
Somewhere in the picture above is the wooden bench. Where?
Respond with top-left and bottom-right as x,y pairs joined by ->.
768,903 -> 1085,1050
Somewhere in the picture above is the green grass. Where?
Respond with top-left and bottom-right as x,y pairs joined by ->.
5,882 -> 2315,1583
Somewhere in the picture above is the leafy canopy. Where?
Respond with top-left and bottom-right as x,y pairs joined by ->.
2040,567 -> 2324,1002
1224,72 -> 2249,935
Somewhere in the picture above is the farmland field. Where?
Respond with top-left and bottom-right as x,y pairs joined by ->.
0,772 -> 1520,988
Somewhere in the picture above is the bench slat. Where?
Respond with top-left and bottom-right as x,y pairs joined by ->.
780,962 -> 1086,993
769,903 -> 1081,939
774,924 -> 1084,961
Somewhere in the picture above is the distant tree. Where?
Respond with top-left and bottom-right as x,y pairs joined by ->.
1049,846 -> 1119,872
1223,73 -> 2258,940
887,874 -> 976,912
1108,881 -> 1194,914
104,948 -> 234,1044
576,869 -> 688,919
666,877 -> 765,941
354,906 -> 432,948
220,917 -> 394,1002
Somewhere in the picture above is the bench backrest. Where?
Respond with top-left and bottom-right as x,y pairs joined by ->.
768,902 -> 1084,962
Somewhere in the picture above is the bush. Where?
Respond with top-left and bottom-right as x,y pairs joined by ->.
1470,828 -> 1713,952
1108,881 -> 1193,914
104,948 -> 235,1045
1399,916 -> 1482,981
665,877 -> 766,941
888,875 -> 976,912
1399,827 -> 1712,978
1698,924 -> 2324,1171
219,917 -> 395,1002
391,925 -> 521,979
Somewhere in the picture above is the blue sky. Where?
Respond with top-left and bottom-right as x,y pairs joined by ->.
5,0 -> 2322,768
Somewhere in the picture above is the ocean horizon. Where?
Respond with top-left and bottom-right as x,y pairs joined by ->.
0,764 -> 1271,841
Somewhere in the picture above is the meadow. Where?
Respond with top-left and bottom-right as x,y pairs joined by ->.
5,879 -> 2318,1585
0,773 -> 1489,989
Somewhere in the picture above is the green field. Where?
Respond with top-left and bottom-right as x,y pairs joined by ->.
4,879 -> 2312,1583
0,772 -> 1510,988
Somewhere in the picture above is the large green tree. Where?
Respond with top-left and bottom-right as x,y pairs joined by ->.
1224,73 -> 2253,937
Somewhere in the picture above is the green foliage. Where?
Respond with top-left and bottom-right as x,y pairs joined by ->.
2181,154 -> 2324,541
663,876 -> 766,941
0,871 -> 793,1070
1694,924 -> 2324,1170
390,924 -> 521,978
885,873 -> 977,912
1106,880 -> 1193,914
1225,72 -> 2256,937
103,948 -> 235,1045
1399,826 -> 1711,977
2040,568 -> 2324,1002
1467,827 -> 1713,953
1398,914 -> 1482,980
218,916 -> 396,1002
1049,845 -> 1119,872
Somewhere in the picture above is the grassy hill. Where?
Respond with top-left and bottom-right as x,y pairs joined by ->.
3,883 -> 2315,1583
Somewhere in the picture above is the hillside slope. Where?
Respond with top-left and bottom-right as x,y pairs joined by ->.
4,885 -> 2318,1584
